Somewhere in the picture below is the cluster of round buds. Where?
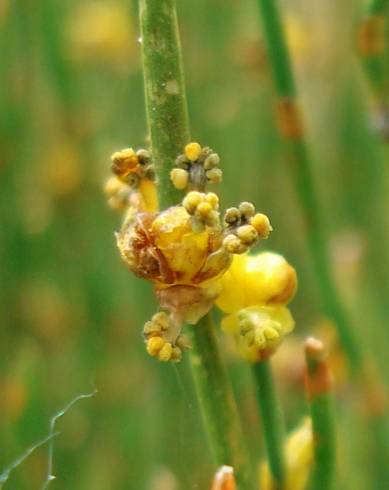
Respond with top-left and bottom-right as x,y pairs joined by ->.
222,202 -> 273,254
143,312 -> 191,362
111,147 -> 155,186
170,142 -> 222,191
183,191 -> 220,231
222,306 -> 294,363
106,147 -> 158,213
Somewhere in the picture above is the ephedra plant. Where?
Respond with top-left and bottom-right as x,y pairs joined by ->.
103,1 -> 388,489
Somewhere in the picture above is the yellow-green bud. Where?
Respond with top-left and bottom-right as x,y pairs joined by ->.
170,168 -> 189,189
236,224 -> 258,245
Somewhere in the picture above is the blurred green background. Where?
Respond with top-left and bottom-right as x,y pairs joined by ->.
1,0 -> 388,489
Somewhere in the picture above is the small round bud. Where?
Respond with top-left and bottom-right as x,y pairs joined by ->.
152,312 -> 170,330
170,168 -> 189,189
197,201 -> 213,218
204,153 -> 220,169
176,335 -> 191,350
239,201 -> 255,218
136,148 -> 151,163
158,342 -> 173,361
183,191 -> 203,213
184,142 -> 202,161
111,148 -> 138,175
175,154 -> 190,169
171,346 -> 182,362
204,192 -> 219,209
146,336 -> 165,356
264,325 -> 280,340
206,168 -> 223,184
104,176 -> 124,196
224,207 -> 240,225
237,224 -> 258,245
144,321 -> 162,336
250,213 -> 273,238
223,234 -> 247,254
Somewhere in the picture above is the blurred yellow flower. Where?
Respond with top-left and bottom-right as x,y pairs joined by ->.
260,418 -> 313,490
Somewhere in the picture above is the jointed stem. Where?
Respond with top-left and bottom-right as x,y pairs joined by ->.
252,361 -> 285,490
305,338 -> 335,490
255,0 -> 364,376
189,316 -> 252,490
357,0 -> 389,138
139,0 -> 189,209
139,2 -> 252,488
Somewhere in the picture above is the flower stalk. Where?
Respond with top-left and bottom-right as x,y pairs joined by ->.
252,360 -> 285,490
139,1 -> 253,488
357,0 -> 389,139
304,338 -> 335,490
255,0 -> 364,377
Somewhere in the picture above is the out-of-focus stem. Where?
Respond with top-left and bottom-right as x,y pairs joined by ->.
139,2 -> 253,488
357,0 -> 389,139
255,0 -> 365,376
252,360 -> 285,490
304,338 -> 335,490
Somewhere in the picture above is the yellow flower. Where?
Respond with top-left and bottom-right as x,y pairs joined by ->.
221,306 -> 294,362
116,204 -> 231,324
260,418 -> 313,490
215,252 -> 297,314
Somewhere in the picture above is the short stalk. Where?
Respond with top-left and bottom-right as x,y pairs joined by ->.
252,360 -> 285,490
139,2 -> 253,488
304,338 -> 336,490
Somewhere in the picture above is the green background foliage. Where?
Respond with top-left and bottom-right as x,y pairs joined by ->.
1,0 -> 388,489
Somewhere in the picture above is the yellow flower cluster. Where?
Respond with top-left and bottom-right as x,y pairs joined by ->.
107,141 -> 296,362
216,253 -> 297,362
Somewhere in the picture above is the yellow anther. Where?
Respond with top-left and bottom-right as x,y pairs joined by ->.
236,225 -> 257,245
223,234 -> 246,254
264,325 -> 280,340
171,346 -> 182,362
250,213 -> 273,239
197,201 -> 213,218
183,191 -> 203,214
111,148 -> 139,177
205,192 -> 219,209
104,176 -> 124,196
204,153 -> 220,170
238,201 -> 255,218
206,168 -> 223,183
184,142 -> 202,161
152,311 -> 170,329
146,336 -> 165,356
158,342 -> 173,361
170,168 -> 189,190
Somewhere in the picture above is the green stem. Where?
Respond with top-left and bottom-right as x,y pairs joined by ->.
188,316 -> 253,490
252,360 -> 285,490
255,0 -> 364,376
305,338 -> 336,490
139,2 -> 253,488
358,0 -> 389,127
139,0 -> 189,209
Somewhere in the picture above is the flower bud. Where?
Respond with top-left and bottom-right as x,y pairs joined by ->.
216,252 -> 297,314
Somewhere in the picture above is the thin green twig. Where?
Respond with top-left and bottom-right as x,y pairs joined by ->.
139,2 -> 253,488
304,338 -> 336,490
255,0 -> 364,376
252,360 -> 285,490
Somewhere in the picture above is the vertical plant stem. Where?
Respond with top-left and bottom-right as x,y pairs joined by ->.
139,2 -> 253,488
252,360 -> 285,490
357,0 -> 389,138
188,316 -> 252,490
255,0 -> 364,376
139,0 -> 189,209
304,338 -> 336,490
